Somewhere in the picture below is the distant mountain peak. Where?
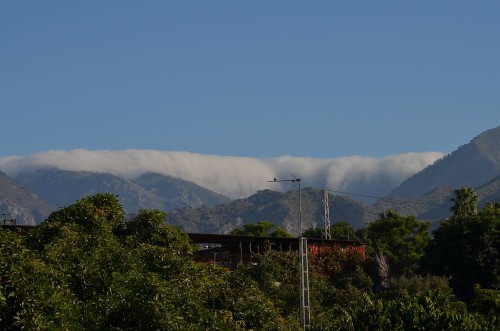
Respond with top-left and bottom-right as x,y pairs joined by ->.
471,125 -> 500,166
11,169 -> 231,218
388,126 -> 500,198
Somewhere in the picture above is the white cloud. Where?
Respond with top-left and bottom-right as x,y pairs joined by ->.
0,149 -> 443,199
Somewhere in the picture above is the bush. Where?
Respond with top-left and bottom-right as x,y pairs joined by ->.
470,285 -> 500,318
388,275 -> 453,296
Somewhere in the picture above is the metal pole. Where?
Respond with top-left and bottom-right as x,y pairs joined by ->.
298,178 -> 302,235
268,176 -> 310,329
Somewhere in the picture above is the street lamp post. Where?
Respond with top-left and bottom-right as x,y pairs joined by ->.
268,175 -> 302,234
268,175 -> 310,329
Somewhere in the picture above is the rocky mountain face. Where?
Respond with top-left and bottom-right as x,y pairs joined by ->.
388,126 -> 500,198
132,172 -> 230,209
11,168 -> 231,222
167,188 -> 376,235
14,168 -> 166,212
0,171 -> 53,225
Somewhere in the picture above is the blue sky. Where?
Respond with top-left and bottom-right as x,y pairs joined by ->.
1,1 -> 499,159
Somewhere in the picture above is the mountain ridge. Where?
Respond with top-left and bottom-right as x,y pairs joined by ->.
388,126 -> 500,198
0,170 -> 54,225
167,187 -> 375,235
10,168 -> 231,223
2,126 -> 500,228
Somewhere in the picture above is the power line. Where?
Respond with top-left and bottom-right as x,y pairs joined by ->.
330,197 -> 353,240
331,198 -> 348,221
326,189 -> 454,208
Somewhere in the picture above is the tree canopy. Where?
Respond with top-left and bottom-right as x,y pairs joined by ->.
359,210 -> 431,277
1,190 -> 499,330
229,221 -> 293,237
302,221 -> 358,240
423,189 -> 500,299
450,185 -> 479,218
0,194 -> 294,330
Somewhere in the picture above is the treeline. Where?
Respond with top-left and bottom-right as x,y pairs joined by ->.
0,187 -> 499,330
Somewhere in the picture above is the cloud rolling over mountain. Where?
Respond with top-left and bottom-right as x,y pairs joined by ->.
0,150 -> 443,199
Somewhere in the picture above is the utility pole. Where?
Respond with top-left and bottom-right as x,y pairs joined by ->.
268,175 -> 302,232
268,175 -> 310,329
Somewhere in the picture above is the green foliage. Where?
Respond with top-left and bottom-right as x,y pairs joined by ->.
48,193 -> 125,230
230,221 -> 293,237
2,194 -> 499,330
1,194 -> 297,330
423,200 -> 500,299
0,227 -> 81,330
330,222 -> 358,240
301,227 -> 322,238
237,249 -> 301,318
470,286 -> 500,318
388,275 -> 453,297
360,210 -> 431,277
270,226 -> 294,238
309,246 -> 366,286
450,185 -> 478,218
311,291 -> 498,330
25,193 -> 126,252
302,222 -> 358,240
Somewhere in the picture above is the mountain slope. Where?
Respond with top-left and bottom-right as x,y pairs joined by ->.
477,174 -> 500,206
13,168 -> 231,215
167,188 -> 376,235
0,171 -> 53,225
388,126 -> 500,198
13,168 -> 166,213
131,172 -> 230,209
374,175 -> 500,228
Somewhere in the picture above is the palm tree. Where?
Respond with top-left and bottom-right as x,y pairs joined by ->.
450,186 -> 478,218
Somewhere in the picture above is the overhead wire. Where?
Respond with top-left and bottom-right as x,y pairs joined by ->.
325,188 -> 454,225
330,198 -> 348,221
326,189 -> 454,208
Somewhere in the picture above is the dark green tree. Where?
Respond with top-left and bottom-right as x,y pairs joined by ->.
423,201 -> 500,299
302,222 -> 358,240
301,227 -> 322,238
450,186 -> 478,218
1,194 -> 297,330
0,226 -> 81,330
230,221 -> 292,237
359,210 -> 431,277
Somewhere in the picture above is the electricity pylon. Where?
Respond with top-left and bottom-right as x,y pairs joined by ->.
322,189 -> 331,240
